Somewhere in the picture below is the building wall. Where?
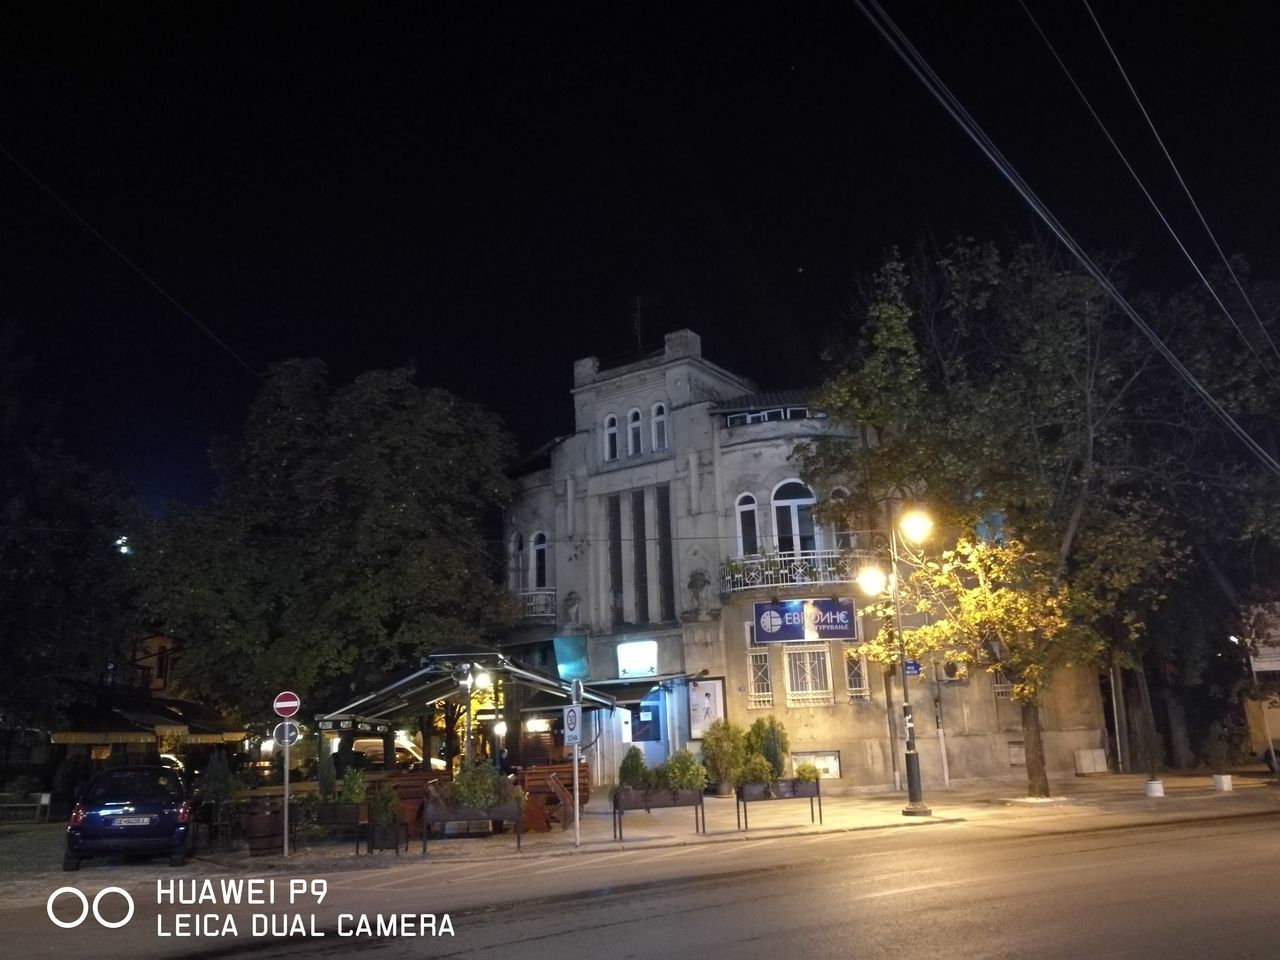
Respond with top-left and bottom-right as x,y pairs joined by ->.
503,329 -> 1109,791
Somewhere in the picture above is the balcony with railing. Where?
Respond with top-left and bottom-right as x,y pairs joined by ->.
718,549 -> 878,596
516,588 -> 557,620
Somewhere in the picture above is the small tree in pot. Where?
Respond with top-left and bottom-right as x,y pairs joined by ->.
367,783 -> 407,852
700,720 -> 745,796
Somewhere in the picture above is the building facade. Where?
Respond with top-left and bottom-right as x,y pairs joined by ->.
502,330 -> 1107,792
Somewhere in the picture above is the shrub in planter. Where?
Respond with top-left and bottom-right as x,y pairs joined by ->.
338,767 -> 367,803
746,716 -> 790,779
618,746 -> 648,788
663,749 -> 708,792
444,762 -> 521,811
794,761 -> 821,783
735,754 -> 776,787
700,720 -> 745,792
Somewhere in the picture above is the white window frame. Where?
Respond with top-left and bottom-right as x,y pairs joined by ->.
771,479 -> 819,554
843,645 -> 871,702
735,493 -> 759,556
651,402 -> 668,452
603,414 -> 619,462
993,668 -> 1013,700
627,408 -> 643,457
744,622 -> 773,709
784,642 -> 834,707
531,532 -> 548,589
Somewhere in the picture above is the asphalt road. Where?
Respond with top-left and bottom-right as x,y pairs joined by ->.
10,813 -> 1279,959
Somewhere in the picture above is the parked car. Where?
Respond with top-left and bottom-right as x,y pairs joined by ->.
64,766 -> 193,871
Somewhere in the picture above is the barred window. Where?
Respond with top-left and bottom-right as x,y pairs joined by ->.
745,622 -> 773,709
844,649 -> 871,702
784,643 -> 833,707
993,668 -> 1013,700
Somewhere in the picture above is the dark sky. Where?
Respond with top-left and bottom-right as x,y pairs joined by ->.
3,2 -> 1277,510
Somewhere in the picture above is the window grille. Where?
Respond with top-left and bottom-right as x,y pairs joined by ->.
785,643 -> 833,707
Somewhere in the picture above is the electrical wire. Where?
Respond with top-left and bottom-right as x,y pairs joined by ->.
1081,0 -> 1280,366
0,143 -> 262,381
852,0 -> 1280,480
1017,0 -> 1279,378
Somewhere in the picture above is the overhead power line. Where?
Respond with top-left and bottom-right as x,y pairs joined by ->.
0,143 -> 262,381
852,0 -> 1280,481
1016,0 -> 1280,378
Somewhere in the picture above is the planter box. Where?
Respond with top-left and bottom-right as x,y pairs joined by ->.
364,821 -> 408,854
316,802 -> 366,826
611,787 -> 705,840
422,798 -> 523,853
735,779 -> 822,830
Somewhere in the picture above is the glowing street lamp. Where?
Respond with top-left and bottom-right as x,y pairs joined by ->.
858,506 -> 933,816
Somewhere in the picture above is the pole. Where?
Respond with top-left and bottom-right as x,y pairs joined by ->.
572,680 -> 582,849
931,655 -> 951,787
282,734 -> 290,858
892,528 -> 930,816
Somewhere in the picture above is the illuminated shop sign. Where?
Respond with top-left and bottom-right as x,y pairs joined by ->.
752,598 -> 857,642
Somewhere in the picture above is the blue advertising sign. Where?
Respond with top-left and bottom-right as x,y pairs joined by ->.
752,598 -> 858,643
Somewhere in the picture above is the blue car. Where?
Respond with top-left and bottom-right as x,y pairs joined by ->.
64,766 -> 193,871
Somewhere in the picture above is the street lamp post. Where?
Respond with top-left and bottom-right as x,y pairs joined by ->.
859,508 -> 933,817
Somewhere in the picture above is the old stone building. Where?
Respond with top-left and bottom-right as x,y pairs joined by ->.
502,329 -> 1107,792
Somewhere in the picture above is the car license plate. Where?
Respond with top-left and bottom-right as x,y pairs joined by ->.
113,816 -> 152,826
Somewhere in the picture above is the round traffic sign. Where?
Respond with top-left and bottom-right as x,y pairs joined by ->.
273,721 -> 301,746
273,690 -> 301,717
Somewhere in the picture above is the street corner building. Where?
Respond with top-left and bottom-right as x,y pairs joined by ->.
500,330 -> 1107,792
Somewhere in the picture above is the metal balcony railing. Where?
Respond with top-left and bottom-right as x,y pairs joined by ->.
718,549 -> 877,595
516,588 -> 557,619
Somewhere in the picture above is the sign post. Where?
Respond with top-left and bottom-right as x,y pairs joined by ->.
273,691 -> 300,857
566,681 -> 583,848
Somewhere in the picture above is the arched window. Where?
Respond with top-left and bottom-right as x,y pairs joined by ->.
532,532 -> 548,589
651,402 -> 668,452
627,409 -> 643,457
510,532 -> 525,589
736,493 -> 759,556
772,481 -> 817,554
603,414 -> 619,462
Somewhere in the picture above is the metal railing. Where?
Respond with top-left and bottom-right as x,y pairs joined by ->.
517,589 -> 557,619
719,549 -> 877,595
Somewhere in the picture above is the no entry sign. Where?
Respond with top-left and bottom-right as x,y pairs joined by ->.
274,690 -> 301,718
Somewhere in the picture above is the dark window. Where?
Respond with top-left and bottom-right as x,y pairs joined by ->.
632,491 -> 649,624
656,484 -> 675,621
608,495 -> 624,627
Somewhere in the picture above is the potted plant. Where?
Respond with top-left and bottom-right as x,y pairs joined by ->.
700,719 -> 745,796
1206,722 -> 1233,792
366,783 -> 407,852
735,754 -> 777,801
659,750 -> 707,806
793,761 -> 821,798
427,762 -> 523,822
746,715 -> 790,780
611,746 -> 651,811
1138,727 -> 1165,798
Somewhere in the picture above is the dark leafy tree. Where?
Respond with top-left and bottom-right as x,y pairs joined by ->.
0,323 -> 142,730
137,359 -> 515,721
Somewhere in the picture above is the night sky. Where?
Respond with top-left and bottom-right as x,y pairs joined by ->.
3,2 -> 1277,511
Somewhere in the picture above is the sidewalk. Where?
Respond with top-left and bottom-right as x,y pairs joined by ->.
204,769 -> 1280,871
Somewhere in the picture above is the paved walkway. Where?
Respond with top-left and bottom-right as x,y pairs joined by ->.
204,770 -> 1280,871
